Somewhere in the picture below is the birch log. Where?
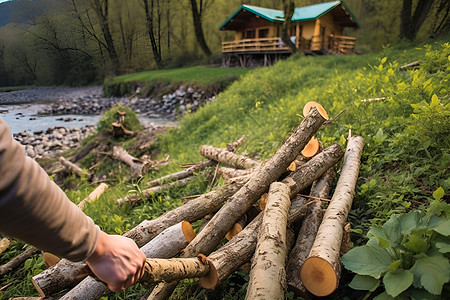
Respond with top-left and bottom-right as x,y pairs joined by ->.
112,146 -> 149,177
286,168 -> 335,297
148,108 -> 326,299
202,194 -> 308,288
300,135 -> 364,297
245,182 -> 291,300
77,183 -> 109,210
59,156 -> 90,179
146,160 -> 216,187
117,176 -> 195,205
0,246 -> 39,276
58,222 -> 195,300
199,145 -> 261,169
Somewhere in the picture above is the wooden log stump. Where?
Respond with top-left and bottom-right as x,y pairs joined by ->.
58,222 -> 195,300
112,146 -> 149,178
286,168 -> 335,297
146,160 -> 216,187
199,145 -> 261,169
111,122 -> 135,137
300,136 -> 364,297
148,107 -> 327,299
245,182 -> 291,300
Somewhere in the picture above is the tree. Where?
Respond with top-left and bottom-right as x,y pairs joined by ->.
143,0 -> 163,68
189,0 -> 212,56
400,0 -> 435,40
281,0 -> 296,52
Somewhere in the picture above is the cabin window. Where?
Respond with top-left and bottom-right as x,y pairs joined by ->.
258,28 -> 269,38
244,29 -> 256,39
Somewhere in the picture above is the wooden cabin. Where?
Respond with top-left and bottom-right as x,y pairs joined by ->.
219,0 -> 359,67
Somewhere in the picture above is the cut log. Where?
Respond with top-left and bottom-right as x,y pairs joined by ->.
77,183 -> 109,210
111,122 -> 135,137
286,168 -> 335,297
258,193 -> 268,211
245,182 -> 291,299
218,167 -> 255,182
301,136 -> 320,158
59,156 -> 91,179
199,145 -> 261,169
202,195 -> 309,289
42,252 -> 61,268
300,135 -> 364,297
112,146 -> 149,178
58,221 -> 195,300
303,101 -> 329,120
0,246 -> 39,276
282,143 -> 343,198
225,214 -> 247,240
146,160 -> 216,187
0,237 -> 10,254
117,176 -> 195,205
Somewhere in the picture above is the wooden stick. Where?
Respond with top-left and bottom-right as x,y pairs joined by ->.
199,145 -> 261,169
0,246 -> 39,276
286,168 -> 335,297
59,156 -> 91,179
77,183 -> 109,210
147,107 -> 327,299
112,146 -> 149,178
146,160 -> 216,187
56,222 -> 195,300
301,135 -> 364,297
245,182 -> 291,299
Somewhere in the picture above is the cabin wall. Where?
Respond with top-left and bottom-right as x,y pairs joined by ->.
310,13 -> 343,51
233,19 -> 279,41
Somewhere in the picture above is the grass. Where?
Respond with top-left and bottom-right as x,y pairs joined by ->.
112,66 -> 250,85
1,34 -> 449,299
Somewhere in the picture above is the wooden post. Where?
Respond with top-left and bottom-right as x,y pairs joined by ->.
245,182 -> 291,299
301,136 -> 364,297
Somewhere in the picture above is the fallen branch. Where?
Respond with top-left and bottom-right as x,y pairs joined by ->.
0,246 -> 39,276
301,135 -> 364,297
59,156 -> 91,179
400,60 -> 420,69
246,182 -> 291,299
112,146 -> 150,178
199,145 -> 261,169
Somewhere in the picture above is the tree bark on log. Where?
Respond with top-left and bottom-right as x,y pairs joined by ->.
112,146 -> 149,178
0,237 -> 10,255
286,168 -> 335,297
218,167 -> 255,182
147,108 -> 326,299
77,183 -> 109,210
282,143 -> 343,198
146,160 -> 216,187
203,195 -> 308,289
0,246 -> 39,276
124,181 -> 245,247
59,156 -> 90,179
199,145 -> 261,169
117,176 -> 195,205
300,135 -> 364,297
245,182 -> 291,300
58,222 -> 195,300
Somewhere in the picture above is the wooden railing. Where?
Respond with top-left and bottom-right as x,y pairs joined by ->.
222,35 -> 356,54
329,35 -> 356,54
222,37 -> 290,53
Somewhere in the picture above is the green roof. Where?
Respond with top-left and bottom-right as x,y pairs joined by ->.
219,1 -> 359,30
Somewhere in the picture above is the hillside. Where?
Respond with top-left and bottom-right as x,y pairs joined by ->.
0,36 -> 449,299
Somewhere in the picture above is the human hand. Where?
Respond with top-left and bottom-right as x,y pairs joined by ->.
86,231 -> 146,292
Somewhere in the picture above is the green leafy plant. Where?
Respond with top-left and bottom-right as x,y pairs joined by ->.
342,187 -> 450,299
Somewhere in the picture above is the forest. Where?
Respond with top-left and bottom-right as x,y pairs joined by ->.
0,0 -> 449,87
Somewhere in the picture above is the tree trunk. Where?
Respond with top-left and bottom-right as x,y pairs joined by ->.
143,0 -> 163,68
0,246 -> 39,276
286,168 -> 335,297
282,0 -> 296,52
58,222 -> 195,300
146,160 -> 215,187
189,0 -> 212,56
112,146 -> 148,178
200,145 -> 261,169
300,136 -> 364,297
77,183 -> 109,210
282,143 -> 343,197
245,182 -> 291,299
117,176 -> 195,205
124,180 -> 245,247
59,156 -> 90,179
203,195 -> 308,288
400,0 -> 435,40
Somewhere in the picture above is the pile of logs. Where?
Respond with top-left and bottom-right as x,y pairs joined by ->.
1,102 -> 365,299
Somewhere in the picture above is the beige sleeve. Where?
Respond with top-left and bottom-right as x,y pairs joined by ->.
0,118 -> 98,261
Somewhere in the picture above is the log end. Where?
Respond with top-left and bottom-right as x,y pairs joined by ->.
303,102 -> 329,120
181,221 -> 196,242
31,278 -> 46,298
300,257 -> 338,297
225,223 -> 243,241
42,252 -> 61,268
301,137 -> 319,158
199,260 -> 219,290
